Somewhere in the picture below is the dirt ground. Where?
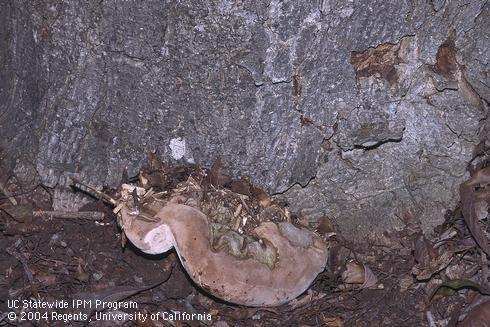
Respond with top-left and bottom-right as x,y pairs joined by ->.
1,160 -> 489,326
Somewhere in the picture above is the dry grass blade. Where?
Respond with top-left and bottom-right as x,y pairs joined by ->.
430,279 -> 490,301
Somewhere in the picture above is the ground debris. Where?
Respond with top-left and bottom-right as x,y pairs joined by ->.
459,167 -> 490,255
1,158 -> 489,325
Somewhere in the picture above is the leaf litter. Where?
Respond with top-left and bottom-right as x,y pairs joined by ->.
0,150 -> 489,326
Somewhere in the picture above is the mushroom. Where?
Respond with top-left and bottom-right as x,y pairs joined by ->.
119,202 -> 328,307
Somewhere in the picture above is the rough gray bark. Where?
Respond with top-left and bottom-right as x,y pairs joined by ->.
1,0 -> 488,237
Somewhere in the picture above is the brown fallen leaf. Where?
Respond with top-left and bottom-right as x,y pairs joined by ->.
342,261 -> 364,284
229,177 -> 252,196
322,316 -> 344,327
316,216 -> 336,235
76,260 -> 89,283
414,235 -> 437,266
459,167 -> 490,255
361,264 -> 378,289
458,301 -> 490,327
412,234 -> 454,281
146,151 -> 165,171
250,184 -> 271,208
140,152 -> 197,191
207,159 -> 232,188
230,176 -> 272,208
341,260 -> 378,289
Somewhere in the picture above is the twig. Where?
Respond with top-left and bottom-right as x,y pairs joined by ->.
482,248 -> 489,287
74,263 -> 175,320
238,194 -> 253,216
425,311 -> 436,327
70,177 -> 117,206
6,239 -> 39,298
33,210 -> 105,221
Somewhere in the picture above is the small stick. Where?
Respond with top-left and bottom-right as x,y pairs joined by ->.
6,239 -> 39,298
425,311 -> 436,327
482,248 -> 489,287
239,194 -> 252,215
33,210 -> 105,221
113,202 -> 124,214
70,177 -> 117,206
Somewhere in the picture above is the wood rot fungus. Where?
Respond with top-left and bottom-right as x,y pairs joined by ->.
119,201 -> 329,307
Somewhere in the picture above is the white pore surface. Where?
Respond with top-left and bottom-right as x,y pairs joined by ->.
142,224 -> 176,255
169,137 -> 186,160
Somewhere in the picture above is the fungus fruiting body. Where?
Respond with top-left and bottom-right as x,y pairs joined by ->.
120,202 -> 329,307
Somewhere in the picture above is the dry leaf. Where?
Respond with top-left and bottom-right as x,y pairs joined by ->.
76,260 -> 89,283
459,167 -> 490,255
250,184 -> 271,208
230,177 -> 252,196
316,216 -> 336,235
342,261 -> 365,284
342,261 -> 378,288
398,274 -> 414,292
229,176 -> 271,208
459,301 -> 490,327
412,234 -> 454,280
322,316 -> 344,327
414,235 -> 438,267
361,264 -> 378,288
207,159 -> 232,188
141,152 -> 196,190
147,151 -> 165,171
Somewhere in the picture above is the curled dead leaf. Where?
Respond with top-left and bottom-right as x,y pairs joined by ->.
140,152 -> 197,191
459,167 -> 490,255
342,261 -> 364,284
76,260 -> 89,283
316,216 -> 336,235
399,274 -> 415,292
230,176 -> 271,208
341,261 -> 378,289
322,316 -> 344,327
207,159 -> 232,188
459,301 -> 490,327
412,234 -> 454,281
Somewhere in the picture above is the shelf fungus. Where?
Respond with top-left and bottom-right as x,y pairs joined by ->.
118,181 -> 329,307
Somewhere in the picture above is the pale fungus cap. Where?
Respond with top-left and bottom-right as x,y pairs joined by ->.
120,203 -> 329,307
